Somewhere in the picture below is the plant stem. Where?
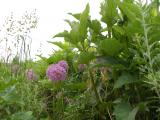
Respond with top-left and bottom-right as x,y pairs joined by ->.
141,11 -> 153,71
89,69 -> 102,103
107,108 -> 113,120
108,27 -> 112,38
141,5 -> 160,99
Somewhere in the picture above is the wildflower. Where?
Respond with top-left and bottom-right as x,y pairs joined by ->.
99,67 -> 111,82
58,60 -> 68,71
25,69 -> 37,80
46,64 -> 67,82
78,64 -> 87,71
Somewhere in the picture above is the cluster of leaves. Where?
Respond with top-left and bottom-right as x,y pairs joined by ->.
52,0 -> 160,119
1,0 -> 160,120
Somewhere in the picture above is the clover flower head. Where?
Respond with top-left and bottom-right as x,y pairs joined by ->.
78,64 -> 87,71
46,64 -> 67,82
58,60 -> 68,71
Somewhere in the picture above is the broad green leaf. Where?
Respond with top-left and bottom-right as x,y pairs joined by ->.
114,73 -> 137,89
114,102 -> 141,120
99,38 -> 122,56
113,102 -> 132,120
68,13 -> 81,20
128,107 -> 139,120
100,0 -> 118,27
96,56 -> 126,69
89,19 -> 101,33
117,1 -> 141,23
48,41 -> 72,50
117,1 -> 143,34
79,4 -> 90,41
11,111 -> 35,120
0,85 -> 23,105
78,52 -> 95,64
137,102 -> 148,112
70,22 -> 80,43
64,20 -> 78,29
149,29 -> 160,44
123,20 -> 143,35
53,30 -> 69,38
112,25 -> 125,36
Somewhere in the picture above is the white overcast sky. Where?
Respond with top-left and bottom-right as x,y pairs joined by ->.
0,0 -> 102,60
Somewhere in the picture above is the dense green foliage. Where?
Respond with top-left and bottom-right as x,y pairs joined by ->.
1,0 -> 160,120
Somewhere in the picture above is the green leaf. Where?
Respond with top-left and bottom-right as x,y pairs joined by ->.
137,102 -> 149,112
114,73 -> 137,89
78,52 -> 95,64
64,82 -> 87,91
0,85 -> 23,105
100,0 -> 118,27
68,13 -> 81,20
39,79 -> 54,89
99,38 -> 122,56
64,20 -> 78,29
117,1 -> 141,23
79,4 -> 90,40
89,19 -> 101,33
53,30 -> 69,38
96,56 -> 126,69
112,25 -> 125,36
70,22 -> 80,43
11,111 -> 35,120
128,107 -> 139,120
47,51 -> 66,64
48,41 -> 72,50
114,102 -> 138,120
113,102 -> 132,120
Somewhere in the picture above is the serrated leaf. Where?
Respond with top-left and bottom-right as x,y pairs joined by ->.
79,4 -> 90,40
99,38 -> 122,56
117,1 -> 141,23
64,19 -> 77,29
100,0 -> 118,27
89,19 -> 101,33
112,25 -> 125,36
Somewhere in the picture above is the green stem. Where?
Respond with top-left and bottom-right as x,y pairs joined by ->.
89,69 -> 102,103
141,6 -> 160,99
142,12 -> 152,71
108,27 -> 112,38
107,108 -> 113,120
